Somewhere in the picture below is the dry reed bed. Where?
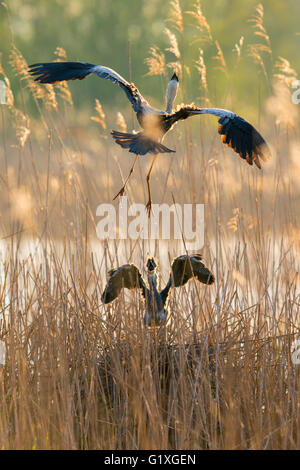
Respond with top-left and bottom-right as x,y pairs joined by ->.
0,232 -> 298,449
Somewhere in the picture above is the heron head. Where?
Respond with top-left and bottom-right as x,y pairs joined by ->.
146,257 -> 157,275
171,72 -> 179,82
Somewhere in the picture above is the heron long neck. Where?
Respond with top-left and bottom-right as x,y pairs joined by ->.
165,79 -> 178,114
144,272 -> 167,327
147,272 -> 161,310
148,272 -> 159,295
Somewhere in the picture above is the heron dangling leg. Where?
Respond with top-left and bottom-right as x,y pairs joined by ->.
145,153 -> 158,217
113,154 -> 139,200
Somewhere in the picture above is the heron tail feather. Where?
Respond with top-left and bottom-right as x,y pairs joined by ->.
111,131 -> 175,155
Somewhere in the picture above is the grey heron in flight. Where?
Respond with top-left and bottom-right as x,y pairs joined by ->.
101,254 -> 215,327
28,61 -> 271,214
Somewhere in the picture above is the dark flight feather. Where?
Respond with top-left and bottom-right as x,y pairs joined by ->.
101,264 -> 147,303
170,254 -> 215,287
111,130 -> 175,155
29,62 -> 94,83
218,115 -> 271,169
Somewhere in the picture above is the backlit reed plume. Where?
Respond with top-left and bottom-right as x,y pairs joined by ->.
194,48 -> 210,105
232,36 -> 244,67
186,0 -> 213,44
0,62 -> 30,147
248,3 -> 271,47
248,4 -> 272,82
213,40 -> 228,77
145,46 -> 166,76
164,27 -> 182,77
273,57 -> 297,87
9,46 -> 58,111
91,98 -> 106,130
164,27 -> 181,59
166,0 -> 183,35
53,47 -> 73,106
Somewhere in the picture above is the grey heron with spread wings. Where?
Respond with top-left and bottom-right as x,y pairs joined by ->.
29,61 -> 271,214
101,254 -> 214,327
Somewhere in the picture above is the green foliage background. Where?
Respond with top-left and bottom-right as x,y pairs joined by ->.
1,0 -> 300,117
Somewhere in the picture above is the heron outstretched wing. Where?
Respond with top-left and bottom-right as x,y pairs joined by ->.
159,254 -> 214,305
170,105 -> 271,169
101,264 -> 147,304
170,254 -> 215,287
28,61 -> 150,113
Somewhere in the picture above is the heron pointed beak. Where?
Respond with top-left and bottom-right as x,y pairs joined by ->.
146,257 -> 157,272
